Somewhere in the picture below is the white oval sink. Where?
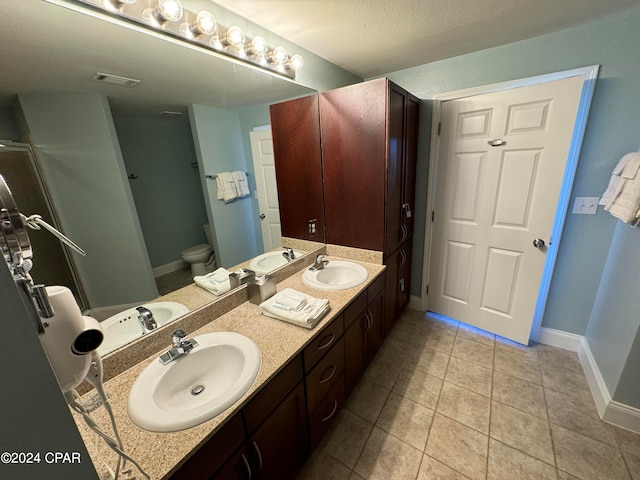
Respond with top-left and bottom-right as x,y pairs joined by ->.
128,332 -> 261,432
302,260 -> 369,290
249,249 -> 305,274
98,302 -> 189,356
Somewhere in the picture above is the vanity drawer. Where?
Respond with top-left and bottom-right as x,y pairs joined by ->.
303,313 -> 344,373
305,337 -> 344,413
368,272 -> 385,299
344,290 -> 367,329
309,374 -> 345,451
243,355 -> 303,435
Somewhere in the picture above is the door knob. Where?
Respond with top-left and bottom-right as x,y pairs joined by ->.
259,214 -> 265,219
533,238 -> 545,248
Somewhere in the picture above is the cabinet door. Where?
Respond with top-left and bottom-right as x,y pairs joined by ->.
402,95 -> 420,238
211,446 -> 252,480
270,95 -> 325,241
397,241 -> 413,313
344,315 -> 366,396
386,84 -> 407,254
321,78 -> 387,251
248,382 -> 308,480
366,288 -> 385,363
384,248 -> 401,336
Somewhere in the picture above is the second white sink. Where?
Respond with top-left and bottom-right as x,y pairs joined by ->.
128,331 -> 261,432
249,249 -> 305,274
303,260 -> 369,290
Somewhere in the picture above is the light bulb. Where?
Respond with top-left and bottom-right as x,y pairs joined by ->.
286,54 -> 304,70
180,10 -> 216,37
221,26 -> 245,48
268,46 -> 289,65
143,0 -> 183,25
245,36 -> 268,56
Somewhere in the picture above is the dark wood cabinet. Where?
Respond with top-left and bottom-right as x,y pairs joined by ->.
270,95 -> 325,241
384,241 -> 413,336
344,274 -> 386,394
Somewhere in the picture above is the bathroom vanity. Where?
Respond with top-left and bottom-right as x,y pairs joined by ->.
72,249 -> 389,480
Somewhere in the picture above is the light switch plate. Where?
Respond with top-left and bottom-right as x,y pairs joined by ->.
572,196 -> 600,214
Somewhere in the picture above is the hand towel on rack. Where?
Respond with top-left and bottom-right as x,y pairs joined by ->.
232,171 -> 250,197
259,288 -> 329,329
216,172 -> 238,203
600,152 -> 640,225
194,267 -> 232,295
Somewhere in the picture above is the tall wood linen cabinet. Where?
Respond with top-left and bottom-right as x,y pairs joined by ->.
271,78 -> 420,330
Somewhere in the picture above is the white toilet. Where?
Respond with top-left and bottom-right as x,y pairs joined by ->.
181,224 -> 216,276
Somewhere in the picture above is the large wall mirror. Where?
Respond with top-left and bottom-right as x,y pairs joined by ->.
0,0 -> 324,357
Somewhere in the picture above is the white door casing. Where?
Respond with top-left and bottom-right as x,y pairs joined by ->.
428,75 -> 586,344
249,129 -> 281,252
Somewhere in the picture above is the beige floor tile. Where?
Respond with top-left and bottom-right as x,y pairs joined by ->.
492,370 -> 547,419
393,363 -> 443,410
545,388 -> 617,446
451,336 -> 495,368
490,400 -> 554,465
406,344 -> 451,379
445,355 -> 493,397
557,471 -> 581,480
349,473 -> 366,480
456,322 -> 496,346
354,426 -> 423,480
318,409 -> 373,469
417,454 -> 471,480
487,438 -> 557,480
425,414 -> 488,480
494,348 -> 542,385
495,337 -> 539,361
624,451 -> 640,480
615,426 -> 640,455
376,391 -> 434,451
551,423 -> 630,480
296,450 -> 351,480
437,382 -> 491,434
344,380 -> 390,424
536,344 -> 582,372
361,341 -> 406,390
540,362 -> 591,398
414,325 -> 457,355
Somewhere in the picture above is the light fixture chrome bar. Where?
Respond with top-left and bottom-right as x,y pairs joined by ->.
48,0 -> 302,80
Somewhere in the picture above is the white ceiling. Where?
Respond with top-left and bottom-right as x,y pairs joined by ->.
1,0 -> 639,117
213,0 -> 640,78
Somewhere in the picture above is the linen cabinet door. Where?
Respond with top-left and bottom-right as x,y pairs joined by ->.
270,94 -> 325,241
386,84 -> 407,255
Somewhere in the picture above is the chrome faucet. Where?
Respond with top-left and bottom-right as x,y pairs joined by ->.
159,329 -> 199,365
136,306 -> 157,333
309,254 -> 329,271
282,247 -> 296,262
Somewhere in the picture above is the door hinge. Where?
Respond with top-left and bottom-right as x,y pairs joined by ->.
437,122 -> 441,136
431,210 -> 435,222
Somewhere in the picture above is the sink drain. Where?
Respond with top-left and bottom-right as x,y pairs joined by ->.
191,384 -> 205,396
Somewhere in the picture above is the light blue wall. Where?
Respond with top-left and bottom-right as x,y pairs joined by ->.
113,115 -> 208,268
385,6 -> 640,408
189,104 -> 259,268
386,6 -> 640,336
18,93 -> 158,308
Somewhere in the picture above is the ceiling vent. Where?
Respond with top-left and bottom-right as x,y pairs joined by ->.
91,72 -> 141,87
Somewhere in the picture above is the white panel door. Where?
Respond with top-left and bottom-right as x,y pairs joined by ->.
428,76 -> 584,344
249,129 -> 281,252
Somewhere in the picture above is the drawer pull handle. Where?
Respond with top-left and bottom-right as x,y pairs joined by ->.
321,400 -> 339,422
317,332 -> 335,350
241,453 -> 252,480
319,364 -> 336,384
252,441 -> 263,469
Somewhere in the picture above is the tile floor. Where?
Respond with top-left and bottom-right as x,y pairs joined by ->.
297,310 -> 640,480
155,267 -> 193,295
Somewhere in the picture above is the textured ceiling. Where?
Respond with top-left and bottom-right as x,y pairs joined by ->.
212,0 -> 640,78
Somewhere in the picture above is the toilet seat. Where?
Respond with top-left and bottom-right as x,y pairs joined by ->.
182,244 -> 212,257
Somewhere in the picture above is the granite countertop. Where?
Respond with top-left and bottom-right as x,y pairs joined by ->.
74,257 -> 385,480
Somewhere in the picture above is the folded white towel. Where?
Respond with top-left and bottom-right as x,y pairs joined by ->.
259,288 -> 329,329
232,171 -> 250,197
272,288 -> 308,311
216,172 -> 238,203
600,153 -> 640,225
194,267 -> 232,295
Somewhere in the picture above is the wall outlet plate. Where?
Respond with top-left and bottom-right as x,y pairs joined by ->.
572,196 -> 600,214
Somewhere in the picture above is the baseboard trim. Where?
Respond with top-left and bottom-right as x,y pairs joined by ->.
536,327 -> 640,434
153,259 -> 187,277
408,295 -> 422,311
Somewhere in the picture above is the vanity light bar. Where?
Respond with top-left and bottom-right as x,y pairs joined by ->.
69,0 -> 303,80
